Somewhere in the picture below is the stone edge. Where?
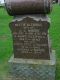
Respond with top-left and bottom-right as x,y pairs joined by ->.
8,50 -> 56,65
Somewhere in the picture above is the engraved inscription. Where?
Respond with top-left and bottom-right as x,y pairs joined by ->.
10,17 -> 50,59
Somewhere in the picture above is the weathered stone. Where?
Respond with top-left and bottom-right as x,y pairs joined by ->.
8,50 -> 56,80
5,0 -> 52,15
9,15 -> 51,59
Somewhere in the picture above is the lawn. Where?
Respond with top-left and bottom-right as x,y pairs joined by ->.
0,4 -> 60,80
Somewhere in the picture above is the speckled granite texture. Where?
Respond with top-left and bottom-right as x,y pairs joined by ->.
8,50 -> 56,80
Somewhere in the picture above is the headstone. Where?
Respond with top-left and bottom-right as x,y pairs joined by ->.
5,0 -> 52,15
53,0 -> 58,3
10,15 -> 51,59
58,0 -> 60,4
5,0 -> 56,80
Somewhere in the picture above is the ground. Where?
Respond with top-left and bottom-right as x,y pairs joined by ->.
0,4 -> 60,80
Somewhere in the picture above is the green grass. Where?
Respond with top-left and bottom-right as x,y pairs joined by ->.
0,8 -> 12,62
0,8 -> 13,77
49,4 -> 60,60
0,4 -> 60,80
49,4 -> 60,80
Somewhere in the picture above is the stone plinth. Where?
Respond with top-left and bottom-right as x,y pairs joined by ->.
8,50 -> 56,80
5,0 -> 52,15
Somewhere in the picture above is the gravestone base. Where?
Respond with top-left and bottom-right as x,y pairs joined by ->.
58,0 -> 60,4
8,50 -> 56,80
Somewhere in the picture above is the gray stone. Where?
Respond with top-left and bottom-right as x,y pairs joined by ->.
58,0 -> 60,4
9,15 -> 51,59
5,0 -> 52,15
8,50 -> 56,80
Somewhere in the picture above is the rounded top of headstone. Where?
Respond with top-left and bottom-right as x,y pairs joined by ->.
5,0 -> 53,16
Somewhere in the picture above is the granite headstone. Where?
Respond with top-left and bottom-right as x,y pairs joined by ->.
4,0 -> 56,80
10,15 -> 51,59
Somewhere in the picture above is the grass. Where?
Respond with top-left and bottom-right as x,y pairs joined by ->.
0,8 -> 12,62
0,8 -> 13,78
0,4 -> 60,80
49,4 -> 60,60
